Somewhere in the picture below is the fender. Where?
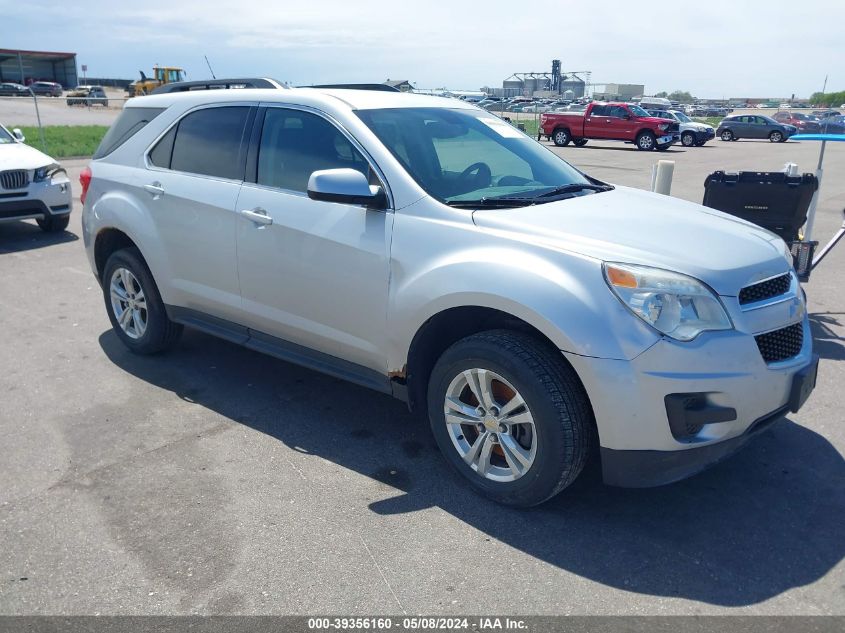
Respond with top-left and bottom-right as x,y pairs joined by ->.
386,241 -> 659,374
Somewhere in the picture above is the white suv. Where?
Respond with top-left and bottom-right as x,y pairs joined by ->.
81,85 -> 817,506
0,124 -> 72,232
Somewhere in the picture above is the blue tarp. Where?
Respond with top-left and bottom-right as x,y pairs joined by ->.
790,134 -> 845,141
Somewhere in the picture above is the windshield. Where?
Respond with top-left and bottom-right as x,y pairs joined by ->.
629,105 -> 650,117
0,126 -> 14,144
673,111 -> 692,123
356,107 -> 592,204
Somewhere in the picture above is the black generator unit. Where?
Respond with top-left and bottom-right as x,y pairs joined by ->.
702,171 -> 818,241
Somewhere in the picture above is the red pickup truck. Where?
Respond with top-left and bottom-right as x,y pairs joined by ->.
540,102 -> 680,151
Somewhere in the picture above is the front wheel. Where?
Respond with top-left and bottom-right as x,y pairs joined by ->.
36,214 -> 70,233
720,129 -> 734,141
636,131 -> 656,151
427,330 -> 593,507
769,130 -> 784,142
552,128 -> 571,146
102,247 -> 183,355
681,131 -> 696,147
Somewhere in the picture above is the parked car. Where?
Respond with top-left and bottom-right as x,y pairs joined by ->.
0,82 -> 29,97
812,110 -> 841,119
29,81 -> 63,97
646,109 -> 715,146
540,102 -> 679,150
80,87 -> 815,505
66,85 -> 108,106
716,114 -> 797,142
772,111 -> 821,133
0,122 -> 72,232
817,115 -> 845,134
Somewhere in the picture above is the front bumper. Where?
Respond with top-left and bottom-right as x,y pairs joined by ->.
0,175 -> 72,223
692,128 -> 715,142
657,133 -> 679,146
564,302 -> 815,487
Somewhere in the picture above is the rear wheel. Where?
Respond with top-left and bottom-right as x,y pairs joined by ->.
36,214 -> 69,233
636,131 -> 656,151
427,330 -> 593,507
102,247 -> 182,355
681,131 -> 696,147
720,129 -> 734,141
573,138 -> 588,147
552,128 -> 571,146
769,130 -> 784,142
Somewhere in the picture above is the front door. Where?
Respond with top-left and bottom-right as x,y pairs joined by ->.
235,106 -> 393,373
604,105 -> 635,140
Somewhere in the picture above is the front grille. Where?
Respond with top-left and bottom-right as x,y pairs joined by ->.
755,323 -> 803,363
0,170 -> 29,190
739,273 -> 791,305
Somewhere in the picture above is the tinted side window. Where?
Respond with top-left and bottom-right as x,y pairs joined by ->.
590,105 -> 608,116
608,106 -> 628,118
257,108 -> 368,192
149,125 -> 177,168
170,106 -> 250,180
93,107 -> 165,159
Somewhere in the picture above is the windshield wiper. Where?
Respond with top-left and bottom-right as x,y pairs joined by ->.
446,197 -> 538,209
532,183 -> 614,198
446,182 -> 614,209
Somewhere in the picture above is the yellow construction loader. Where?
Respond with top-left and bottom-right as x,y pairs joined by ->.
126,66 -> 185,97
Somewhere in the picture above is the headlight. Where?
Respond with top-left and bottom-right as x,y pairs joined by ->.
658,123 -> 669,131
603,263 -> 733,341
33,163 -> 61,182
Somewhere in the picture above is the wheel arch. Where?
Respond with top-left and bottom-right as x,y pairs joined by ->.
404,305 -> 579,415
94,227 -> 140,281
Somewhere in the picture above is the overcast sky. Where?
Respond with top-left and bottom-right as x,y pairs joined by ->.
3,0 -> 842,98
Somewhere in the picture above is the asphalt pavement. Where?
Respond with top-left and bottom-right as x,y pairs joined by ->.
1,136 -> 843,615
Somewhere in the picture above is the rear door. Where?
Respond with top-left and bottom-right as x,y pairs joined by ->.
143,104 -> 255,323
585,104 -> 611,138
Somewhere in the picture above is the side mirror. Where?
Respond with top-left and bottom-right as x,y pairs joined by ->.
12,128 -> 25,142
623,114 -> 631,120
307,168 -> 386,209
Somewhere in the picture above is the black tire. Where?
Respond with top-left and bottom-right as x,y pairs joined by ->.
102,247 -> 182,355
427,330 -> 593,507
636,131 -> 656,151
720,129 -> 734,141
681,131 -> 696,147
573,138 -> 588,147
552,128 -> 571,147
769,130 -> 784,143
36,214 -> 70,233
695,141 -> 707,146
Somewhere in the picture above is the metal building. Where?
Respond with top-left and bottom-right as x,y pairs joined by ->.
0,48 -> 78,88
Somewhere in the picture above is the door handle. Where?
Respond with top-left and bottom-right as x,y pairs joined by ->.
239,207 -> 273,225
143,182 -> 164,197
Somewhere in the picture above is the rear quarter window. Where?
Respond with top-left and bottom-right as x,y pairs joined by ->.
93,107 -> 165,159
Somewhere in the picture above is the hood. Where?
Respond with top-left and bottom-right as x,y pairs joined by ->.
0,142 -> 56,171
472,186 -> 790,296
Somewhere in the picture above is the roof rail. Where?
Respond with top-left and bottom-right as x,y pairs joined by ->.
303,83 -> 401,92
150,78 -> 285,95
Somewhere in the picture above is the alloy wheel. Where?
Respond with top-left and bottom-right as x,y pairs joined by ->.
443,368 -> 537,482
109,267 -> 148,339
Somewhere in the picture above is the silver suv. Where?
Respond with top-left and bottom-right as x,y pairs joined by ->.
81,86 -> 817,506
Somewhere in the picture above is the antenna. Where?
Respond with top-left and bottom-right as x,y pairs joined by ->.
205,55 -> 216,79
